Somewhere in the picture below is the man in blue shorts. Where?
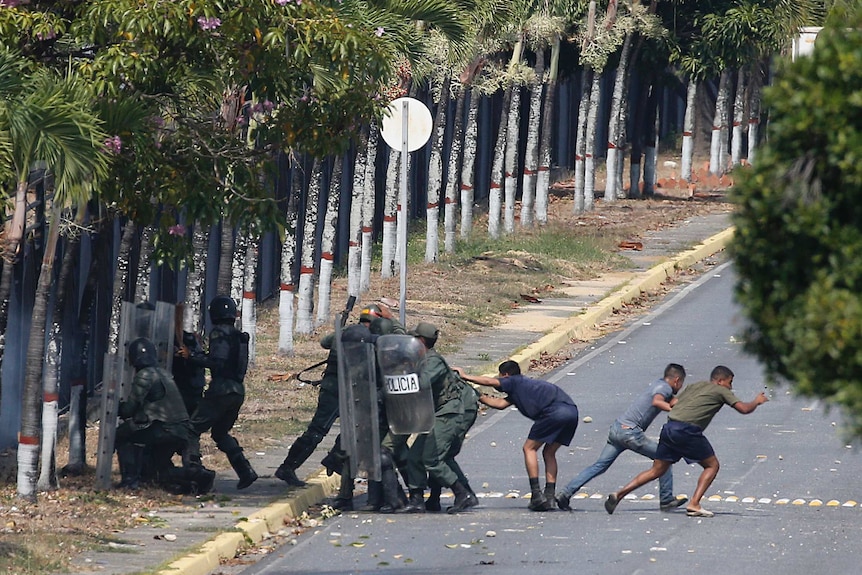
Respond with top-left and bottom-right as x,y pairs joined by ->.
455,360 -> 579,511
556,363 -> 688,512
604,365 -> 768,517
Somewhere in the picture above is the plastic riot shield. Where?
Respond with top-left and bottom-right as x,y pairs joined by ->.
335,319 -> 381,482
96,300 -> 175,489
376,334 -> 434,434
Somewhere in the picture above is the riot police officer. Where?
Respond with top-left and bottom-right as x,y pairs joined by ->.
116,337 -> 204,491
274,303 -> 386,488
185,295 -> 257,490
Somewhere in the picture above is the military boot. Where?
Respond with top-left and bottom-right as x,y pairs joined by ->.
425,484 -> 442,512
228,451 -> 258,490
115,444 -> 143,490
396,489 -> 426,514
447,481 -> 473,514
359,481 -> 383,512
274,464 -> 306,487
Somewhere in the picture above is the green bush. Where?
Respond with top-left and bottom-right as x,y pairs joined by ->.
730,13 -> 862,437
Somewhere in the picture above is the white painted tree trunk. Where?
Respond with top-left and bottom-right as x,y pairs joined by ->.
604,33 -> 632,201
37,399 -> 58,491
134,225 -> 155,303
277,168 -> 301,356
584,72 -> 602,212
444,84 -> 465,253
317,157 -> 342,326
460,91 -> 479,239
241,232 -> 258,364
488,87 -> 511,239
347,131 -> 368,297
426,79 -> 449,262
360,126 -> 379,291
574,68 -> 593,214
747,69 -> 762,165
297,159 -> 323,334
184,225 -> 209,334
709,70 -> 730,175
381,149 -> 399,277
230,230 -> 247,306
521,47 -> 544,229
681,79 -> 697,181
503,86 -> 521,234
731,68 -> 746,167
536,36 -> 560,225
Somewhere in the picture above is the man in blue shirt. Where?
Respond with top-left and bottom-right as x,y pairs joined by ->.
455,361 -> 579,511
555,363 -> 688,512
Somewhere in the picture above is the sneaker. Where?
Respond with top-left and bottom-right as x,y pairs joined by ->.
275,466 -> 307,487
660,496 -> 688,511
556,494 -> 572,511
604,493 -> 620,515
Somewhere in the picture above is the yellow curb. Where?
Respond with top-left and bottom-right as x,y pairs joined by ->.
509,227 -> 734,371
156,470 -> 340,575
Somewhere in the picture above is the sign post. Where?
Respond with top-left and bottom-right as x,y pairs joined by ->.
379,97 -> 432,325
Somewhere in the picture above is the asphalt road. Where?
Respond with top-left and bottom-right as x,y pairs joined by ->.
242,263 -> 862,575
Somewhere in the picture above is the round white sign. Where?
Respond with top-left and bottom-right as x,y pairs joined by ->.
379,97 -> 433,152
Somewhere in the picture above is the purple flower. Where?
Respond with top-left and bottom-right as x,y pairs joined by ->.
168,224 -> 187,237
103,135 -> 122,154
276,0 -> 289,4
197,16 -> 222,31
0,1 -> 22,8
375,27 -> 384,37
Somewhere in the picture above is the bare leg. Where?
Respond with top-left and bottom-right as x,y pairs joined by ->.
617,460 -> 672,499
687,455 -> 720,511
542,443 -> 562,483
523,439 -> 542,479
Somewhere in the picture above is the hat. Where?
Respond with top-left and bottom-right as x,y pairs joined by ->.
409,322 -> 439,339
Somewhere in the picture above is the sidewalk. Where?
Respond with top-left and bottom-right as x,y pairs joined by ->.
65,211 -> 733,575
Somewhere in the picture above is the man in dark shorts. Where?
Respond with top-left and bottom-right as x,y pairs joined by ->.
604,365 -> 768,517
455,360 -> 579,511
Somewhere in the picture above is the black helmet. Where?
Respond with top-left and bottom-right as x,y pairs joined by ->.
359,303 -> 382,323
369,316 -> 395,335
341,324 -> 377,344
209,296 -> 237,323
128,337 -> 158,369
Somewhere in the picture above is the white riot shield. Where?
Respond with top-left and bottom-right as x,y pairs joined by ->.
335,320 -> 382,482
376,334 -> 434,434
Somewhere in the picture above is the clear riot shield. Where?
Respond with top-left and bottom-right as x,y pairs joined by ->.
335,319 -> 382,482
376,334 -> 434,434
95,300 -> 176,489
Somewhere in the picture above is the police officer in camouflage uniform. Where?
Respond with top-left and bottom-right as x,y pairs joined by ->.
116,337 -> 209,491
274,304 -> 385,488
185,296 -> 257,490
399,322 -> 480,514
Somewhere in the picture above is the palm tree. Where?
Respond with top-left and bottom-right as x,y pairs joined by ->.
9,72 -> 109,500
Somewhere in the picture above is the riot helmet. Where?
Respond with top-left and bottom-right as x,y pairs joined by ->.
359,304 -> 382,323
369,316 -> 395,335
128,337 -> 158,369
208,295 -> 237,324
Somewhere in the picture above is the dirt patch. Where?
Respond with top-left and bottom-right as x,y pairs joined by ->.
0,181 -> 733,574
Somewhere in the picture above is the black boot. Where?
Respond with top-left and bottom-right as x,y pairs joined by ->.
116,444 -> 143,490
228,451 -> 258,490
327,461 -> 353,511
275,464 -> 306,487
396,489 -> 426,514
447,481 -> 472,514
425,484 -> 442,512
543,482 -> 557,510
380,471 -> 405,513
320,448 -> 348,477
359,481 -> 383,512
528,491 -> 552,511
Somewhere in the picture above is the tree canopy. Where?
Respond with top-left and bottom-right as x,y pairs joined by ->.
730,7 -> 862,438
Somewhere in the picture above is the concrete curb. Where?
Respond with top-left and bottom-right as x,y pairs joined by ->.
155,225 -> 734,575
508,226 -> 735,372
156,472 -> 341,575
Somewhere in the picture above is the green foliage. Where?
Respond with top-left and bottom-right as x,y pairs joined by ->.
730,16 -> 862,437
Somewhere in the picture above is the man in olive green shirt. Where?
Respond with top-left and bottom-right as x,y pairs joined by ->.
605,365 -> 768,518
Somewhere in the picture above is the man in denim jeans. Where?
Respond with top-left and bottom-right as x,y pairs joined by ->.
556,363 -> 688,512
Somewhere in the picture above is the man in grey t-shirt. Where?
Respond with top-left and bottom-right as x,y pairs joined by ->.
556,363 -> 688,511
